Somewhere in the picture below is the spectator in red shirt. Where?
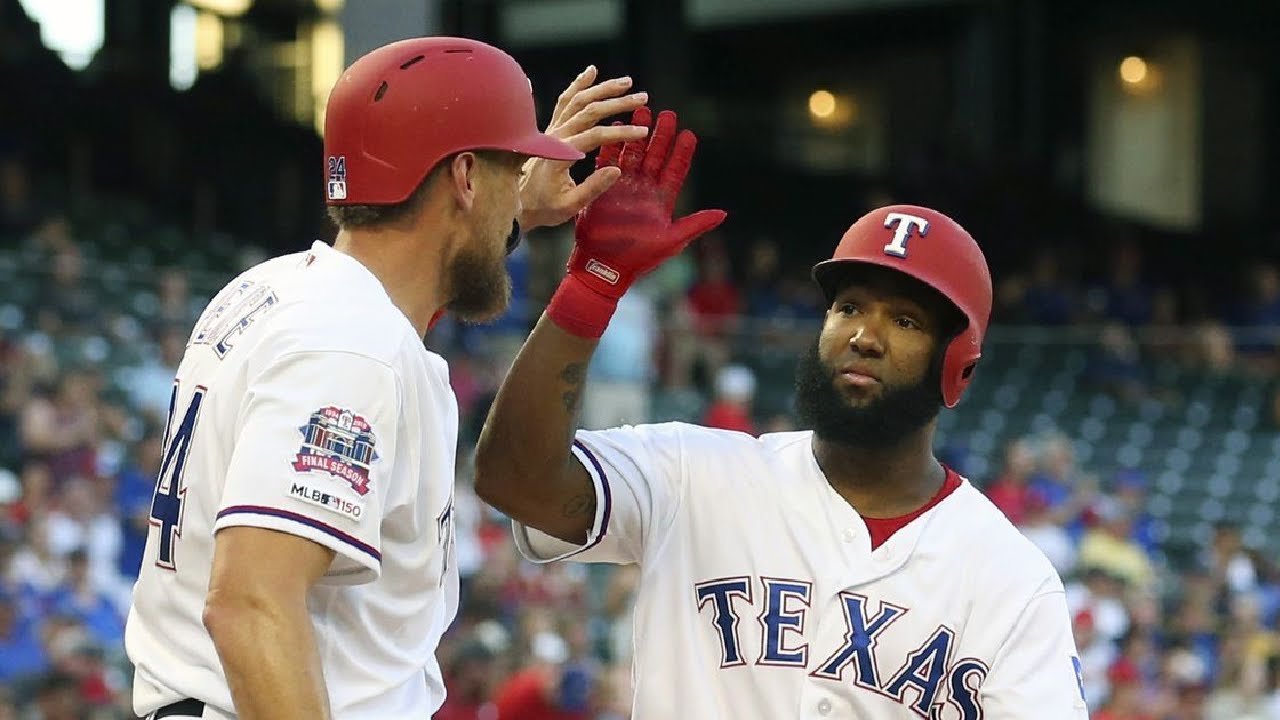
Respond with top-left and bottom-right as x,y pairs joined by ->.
685,244 -> 742,338
1093,660 -> 1157,720
19,371 -> 99,488
985,438 -> 1038,525
702,365 -> 757,435
4,462 -> 49,531
493,631 -> 585,720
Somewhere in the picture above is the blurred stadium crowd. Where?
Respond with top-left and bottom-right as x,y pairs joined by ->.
3,176 -> 1280,720
3,3 -> 1280,720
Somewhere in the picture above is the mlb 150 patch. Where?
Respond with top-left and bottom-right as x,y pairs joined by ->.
288,482 -> 365,521
294,406 -> 378,496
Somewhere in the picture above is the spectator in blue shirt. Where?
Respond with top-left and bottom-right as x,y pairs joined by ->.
45,549 -> 122,650
0,592 -> 45,685
112,429 -> 161,579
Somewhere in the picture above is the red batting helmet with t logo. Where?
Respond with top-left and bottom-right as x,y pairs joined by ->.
811,205 -> 993,408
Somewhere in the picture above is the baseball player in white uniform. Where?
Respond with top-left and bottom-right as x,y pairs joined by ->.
473,108 -> 1090,718
125,37 -> 650,720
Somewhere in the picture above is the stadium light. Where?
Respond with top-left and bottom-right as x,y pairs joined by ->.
807,89 -> 858,130
1119,56 -> 1148,85
808,89 -> 836,120
1118,54 -> 1161,96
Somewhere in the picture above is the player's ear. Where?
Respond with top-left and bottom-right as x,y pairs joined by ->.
447,152 -> 479,211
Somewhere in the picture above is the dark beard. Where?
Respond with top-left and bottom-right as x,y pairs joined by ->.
446,241 -> 511,323
793,337 -> 942,448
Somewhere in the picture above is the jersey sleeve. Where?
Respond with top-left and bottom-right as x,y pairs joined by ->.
213,350 -> 400,585
980,587 -> 1090,718
512,423 -> 686,566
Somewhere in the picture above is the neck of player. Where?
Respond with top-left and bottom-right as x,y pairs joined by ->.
333,227 -> 451,337
812,420 -> 947,519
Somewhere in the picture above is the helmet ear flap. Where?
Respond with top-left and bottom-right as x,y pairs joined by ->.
940,328 -> 982,408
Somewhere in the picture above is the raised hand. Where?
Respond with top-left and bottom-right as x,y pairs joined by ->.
518,66 -> 650,230
569,106 -> 726,299
545,106 -> 727,338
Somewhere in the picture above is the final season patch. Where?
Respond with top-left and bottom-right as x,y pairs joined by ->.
293,406 -> 378,496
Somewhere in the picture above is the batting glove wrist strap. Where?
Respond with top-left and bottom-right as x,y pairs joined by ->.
546,274 -> 619,339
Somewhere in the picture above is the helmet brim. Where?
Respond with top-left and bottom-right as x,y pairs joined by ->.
505,131 -> 584,162
811,256 -> 952,311
811,257 -> 874,303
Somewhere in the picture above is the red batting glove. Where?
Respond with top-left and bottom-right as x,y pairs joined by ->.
547,107 -> 727,338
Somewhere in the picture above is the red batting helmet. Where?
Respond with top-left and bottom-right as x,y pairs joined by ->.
811,204 -> 992,408
323,37 -> 583,206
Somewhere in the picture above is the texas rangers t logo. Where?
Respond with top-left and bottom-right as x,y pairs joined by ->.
293,406 -> 378,495
882,212 -> 930,258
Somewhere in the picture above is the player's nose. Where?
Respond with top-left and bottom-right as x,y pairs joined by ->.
848,318 -> 886,357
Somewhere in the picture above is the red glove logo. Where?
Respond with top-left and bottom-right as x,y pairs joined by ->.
569,107 -> 727,301
584,259 -> 621,285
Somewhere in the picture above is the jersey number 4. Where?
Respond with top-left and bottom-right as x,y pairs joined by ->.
149,381 -> 207,570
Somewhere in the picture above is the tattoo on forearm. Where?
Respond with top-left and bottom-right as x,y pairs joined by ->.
561,389 -> 579,412
556,363 -> 595,521
559,362 -> 585,413
559,363 -> 585,384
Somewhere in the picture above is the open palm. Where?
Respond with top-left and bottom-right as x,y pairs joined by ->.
519,66 -> 650,230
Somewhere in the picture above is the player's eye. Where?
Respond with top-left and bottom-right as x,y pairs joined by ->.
838,303 -> 859,316
895,316 -> 923,331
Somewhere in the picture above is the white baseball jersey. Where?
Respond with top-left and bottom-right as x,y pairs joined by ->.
126,241 -> 460,719
515,423 -> 1089,719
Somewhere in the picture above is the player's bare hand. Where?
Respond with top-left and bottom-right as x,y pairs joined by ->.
519,65 -> 649,230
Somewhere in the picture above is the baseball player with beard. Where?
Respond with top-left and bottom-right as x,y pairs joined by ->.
124,38 -> 650,720
473,107 -> 1089,719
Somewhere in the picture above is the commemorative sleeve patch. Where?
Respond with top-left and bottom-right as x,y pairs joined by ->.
293,406 -> 379,496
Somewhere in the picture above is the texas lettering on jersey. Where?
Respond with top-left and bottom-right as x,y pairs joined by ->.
696,578 -> 986,719
514,425 -> 1087,719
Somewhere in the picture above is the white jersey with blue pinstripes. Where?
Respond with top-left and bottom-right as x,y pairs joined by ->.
125,240 -> 460,719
